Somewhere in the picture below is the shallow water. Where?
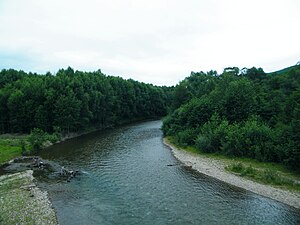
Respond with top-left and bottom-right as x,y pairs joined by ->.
39,121 -> 300,225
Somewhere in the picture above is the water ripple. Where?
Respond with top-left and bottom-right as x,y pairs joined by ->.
40,121 -> 300,225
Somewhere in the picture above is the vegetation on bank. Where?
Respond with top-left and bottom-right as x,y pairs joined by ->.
0,134 -> 29,164
167,137 -> 300,192
0,67 -> 171,134
163,65 -> 300,172
226,163 -> 300,192
1,64 -> 300,175
0,67 -> 172,163
0,128 -> 62,165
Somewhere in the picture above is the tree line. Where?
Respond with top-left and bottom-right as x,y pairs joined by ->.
0,67 -> 171,134
162,65 -> 300,171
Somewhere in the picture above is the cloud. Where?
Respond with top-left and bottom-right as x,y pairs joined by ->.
0,0 -> 299,85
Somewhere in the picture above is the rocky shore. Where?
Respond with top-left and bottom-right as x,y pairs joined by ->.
164,138 -> 300,209
0,170 -> 58,225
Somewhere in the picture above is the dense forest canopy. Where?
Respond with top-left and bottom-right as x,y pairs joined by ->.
163,65 -> 300,171
0,67 -> 172,134
1,64 -> 299,171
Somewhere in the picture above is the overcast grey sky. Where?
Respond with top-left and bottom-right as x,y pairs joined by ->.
0,0 -> 299,85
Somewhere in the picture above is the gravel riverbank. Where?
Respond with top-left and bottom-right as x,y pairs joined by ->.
0,170 -> 58,225
163,138 -> 300,209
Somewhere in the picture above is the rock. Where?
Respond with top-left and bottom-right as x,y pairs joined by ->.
20,184 -> 36,190
60,166 -> 80,182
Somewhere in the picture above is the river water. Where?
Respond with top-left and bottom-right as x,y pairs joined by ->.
39,120 -> 300,225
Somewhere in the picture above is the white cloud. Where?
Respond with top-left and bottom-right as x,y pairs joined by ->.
0,0 -> 299,85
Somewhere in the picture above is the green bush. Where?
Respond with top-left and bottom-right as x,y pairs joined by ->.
227,163 -> 256,177
195,114 -> 228,153
228,163 -> 244,173
46,127 -> 62,143
163,66 -> 300,172
284,145 -> 300,171
28,128 -> 47,152
262,169 -> 282,185
240,165 -> 256,177
162,111 -> 186,136
162,115 -> 173,135
242,117 -> 275,161
220,123 -> 245,156
20,139 -> 27,156
28,127 -> 62,153
195,135 -> 213,152
175,128 -> 198,146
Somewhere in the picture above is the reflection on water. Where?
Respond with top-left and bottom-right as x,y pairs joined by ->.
39,121 -> 300,225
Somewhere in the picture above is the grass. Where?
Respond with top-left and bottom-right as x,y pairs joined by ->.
0,134 -> 31,165
0,172 -> 34,224
166,136 -> 300,192
226,163 -> 300,191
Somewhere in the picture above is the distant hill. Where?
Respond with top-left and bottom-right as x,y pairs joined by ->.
270,63 -> 300,75
162,63 -> 300,171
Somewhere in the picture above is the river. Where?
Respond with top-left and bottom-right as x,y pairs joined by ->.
39,120 -> 300,225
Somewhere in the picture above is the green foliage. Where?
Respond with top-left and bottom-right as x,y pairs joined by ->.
262,169 -> 282,184
220,78 -> 257,122
242,118 -> 275,161
28,128 -> 62,152
0,135 -> 29,164
228,163 -> 256,177
163,65 -> 300,172
195,114 -> 227,153
20,139 -> 26,155
194,116 -> 274,158
175,128 -> 198,146
226,163 -> 300,189
28,128 -> 47,152
0,68 -> 171,134
51,126 -> 62,142
242,67 -> 266,81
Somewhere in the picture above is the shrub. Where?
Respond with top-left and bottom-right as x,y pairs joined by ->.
284,144 -> 300,171
28,127 -> 62,153
20,139 -> 27,156
262,169 -> 282,185
227,163 -> 256,177
195,135 -> 213,152
220,123 -> 245,156
228,163 -> 244,173
162,115 -> 173,135
46,127 -> 62,144
242,117 -> 275,161
195,114 -> 228,153
175,128 -> 198,146
240,165 -> 256,177
28,128 -> 47,152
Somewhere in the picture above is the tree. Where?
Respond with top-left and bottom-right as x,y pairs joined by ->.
220,78 -> 257,122
7,90 -> 25,132
54,91 -> 81,133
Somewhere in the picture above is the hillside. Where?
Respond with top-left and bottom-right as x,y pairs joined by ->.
163,65 -> 300,171
0,67 -> 172,134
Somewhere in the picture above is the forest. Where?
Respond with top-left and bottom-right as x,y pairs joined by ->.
162,65 -> 300,171
0,67 -> 171,134
1,65 -> 299,171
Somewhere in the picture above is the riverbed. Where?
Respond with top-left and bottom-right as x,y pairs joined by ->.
38,121 -> 300,225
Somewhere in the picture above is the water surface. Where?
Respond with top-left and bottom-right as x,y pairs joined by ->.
39,121 -> 300,225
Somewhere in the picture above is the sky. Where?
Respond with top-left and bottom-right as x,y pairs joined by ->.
0,0 -> 299,86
